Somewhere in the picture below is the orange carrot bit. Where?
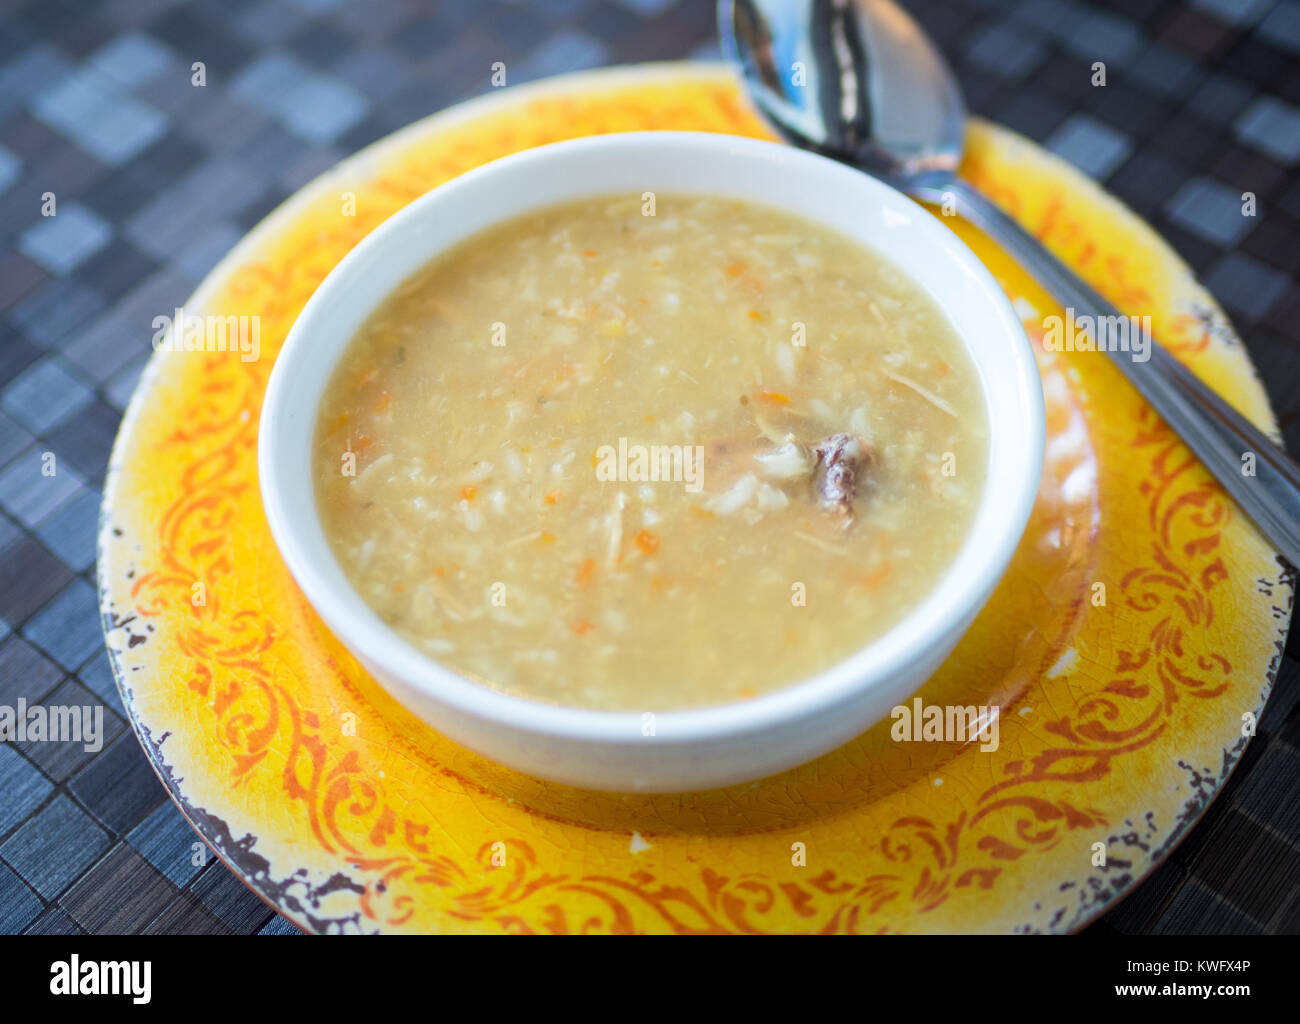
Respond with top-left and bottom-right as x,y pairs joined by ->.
357,368 -> 378,387
747,309 -> 766,321
575,558 -> 596,586
755,391 -> 791,405
688,504 -> 715,520
434,566 -> 447,578
634,529 -> 659,555
937,361 -> 951,375
375,390 -> 394,412
857,561 -> 894,589
459,484 -> 477,501
571,619 -> 596,634
544,489 -> 561,505
353,434 -> 374,454
724,261 -> 747,278
330,413 -> 350,431
738,686 -> 757,700
540,531 -> 556,544
393,583 -> 404,593
581,248 -> 598,259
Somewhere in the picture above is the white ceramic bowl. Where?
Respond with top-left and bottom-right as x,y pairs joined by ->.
260,131 -> 1044,793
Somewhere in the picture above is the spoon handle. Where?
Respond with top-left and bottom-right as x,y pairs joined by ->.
936,179 -> 1300,570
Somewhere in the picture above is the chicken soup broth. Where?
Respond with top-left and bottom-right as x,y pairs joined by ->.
313,194 -> 987,710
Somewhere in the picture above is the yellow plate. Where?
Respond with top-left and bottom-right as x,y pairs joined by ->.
99,63 -> 1294,934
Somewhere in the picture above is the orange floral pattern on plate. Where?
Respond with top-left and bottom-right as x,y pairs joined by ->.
99,65 -> 1293,934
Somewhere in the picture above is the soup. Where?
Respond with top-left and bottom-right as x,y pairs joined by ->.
312,193 -> 987,711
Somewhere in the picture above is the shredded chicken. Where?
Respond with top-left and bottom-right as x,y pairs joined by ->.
881,368 -> 957,417
705,473 -> 759,515
704,420 -> 875,528
605,491 -> 625,565
754,439 -> 811,479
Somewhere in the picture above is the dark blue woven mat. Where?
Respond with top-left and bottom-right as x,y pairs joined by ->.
0,0 -> 1297,935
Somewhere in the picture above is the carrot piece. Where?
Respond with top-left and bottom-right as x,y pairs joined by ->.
755,391 -> 791,405
582,249 -> 598,259
459,484 -> 477,501
375,390 -> 393,412
571,619 -> 595,634
434,566 -> 447,578
544,489 -> 561,505
858,561 -> 894,589
688,504 -> 715,520
634,529 -> 659,555
738,686 -> 757,699
724,261 -> 747,278
575,558 -> 595,586
747,309 -> 766,321
540,531 -> 556,544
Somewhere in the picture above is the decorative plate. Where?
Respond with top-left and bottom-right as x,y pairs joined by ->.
98,63 -> 1294,934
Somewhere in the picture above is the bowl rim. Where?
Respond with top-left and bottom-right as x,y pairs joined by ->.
259,129 -> 1045,744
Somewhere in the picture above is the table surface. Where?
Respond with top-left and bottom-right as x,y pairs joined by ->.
0,0 -> 1297,936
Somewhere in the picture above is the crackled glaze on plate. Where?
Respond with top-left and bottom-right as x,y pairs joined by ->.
98,64 -> 1294,934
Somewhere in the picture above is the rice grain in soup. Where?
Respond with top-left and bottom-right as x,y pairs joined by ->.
312,193 -> 988,710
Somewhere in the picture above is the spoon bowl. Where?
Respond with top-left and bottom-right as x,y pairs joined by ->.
720,0 -> 964,188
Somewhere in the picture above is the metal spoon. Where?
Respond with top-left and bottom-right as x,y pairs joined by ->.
721,0 -> 1300,569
